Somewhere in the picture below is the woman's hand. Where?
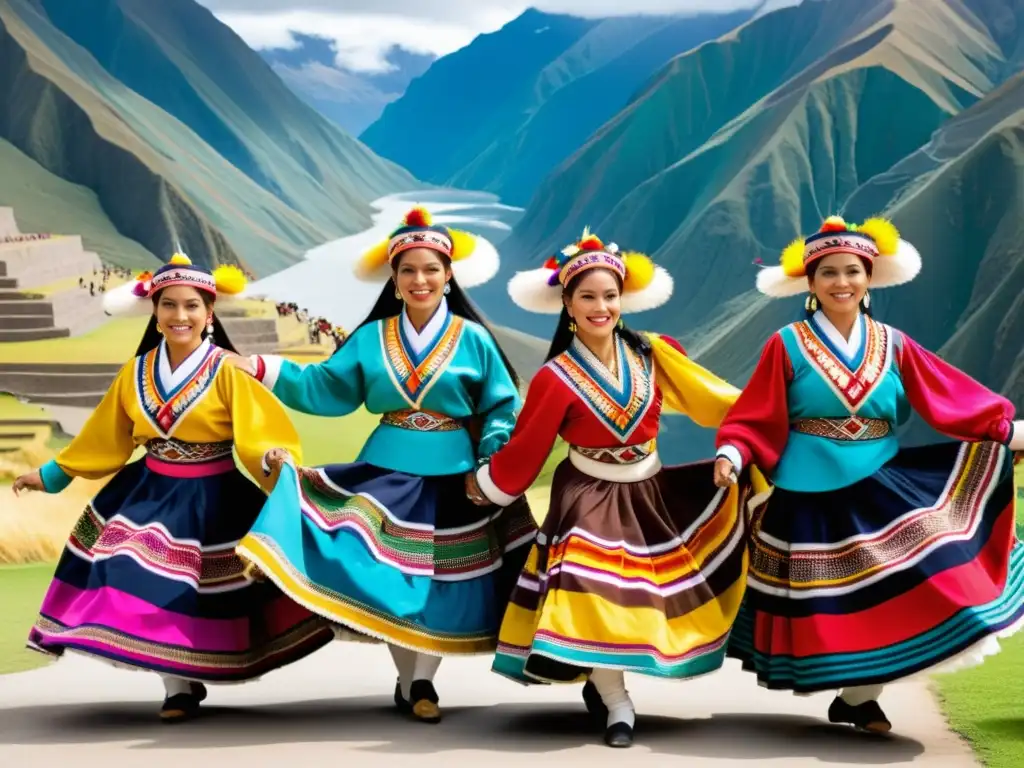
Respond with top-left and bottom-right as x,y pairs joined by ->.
263,448 -> 292,476
223,354 -> 256,377
12,470 -> 45,496
713,457 -> 738,488
465,471 -> 489,506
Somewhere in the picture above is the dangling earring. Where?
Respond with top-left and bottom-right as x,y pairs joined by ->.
394,287 -> 402,300
155,324 -> 164,335
206,317 -> 214,336
805,293 -> 818,312
443,282 -> 451,295
617,318 -> 624,329
862,291 -> 871,310
567,318 -> 578,333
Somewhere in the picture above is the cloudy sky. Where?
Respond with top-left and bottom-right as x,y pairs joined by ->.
197,0 -> 779,72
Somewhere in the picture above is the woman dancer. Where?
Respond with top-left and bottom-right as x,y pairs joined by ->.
466,230 -> 767,748
713,215 -> 1024,732
12,254 -> 333,722
233,207 -> 536,723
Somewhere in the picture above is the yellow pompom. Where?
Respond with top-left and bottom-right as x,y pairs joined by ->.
621,251 -> 655,292
448,228 -> 477,262
212,264 -> 247,296
354,238 -> 390,278
169,252 -> 191,266
857,217 -> 900,256
781,237 -> 807,278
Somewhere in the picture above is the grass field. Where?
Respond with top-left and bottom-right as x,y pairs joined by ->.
0,563 -> 54,674
936,459 -> 1024,768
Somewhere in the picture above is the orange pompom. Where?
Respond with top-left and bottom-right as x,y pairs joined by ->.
403,206 -> 432,228
578,234 -> 604,251
819,215 -> 848,233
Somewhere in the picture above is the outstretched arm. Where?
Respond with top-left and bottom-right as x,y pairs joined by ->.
896,331 -> 1019,447
646,333 -> 740,428
715,333 -> 793,475
250,333 -> 365,417
474,367 -> 570,506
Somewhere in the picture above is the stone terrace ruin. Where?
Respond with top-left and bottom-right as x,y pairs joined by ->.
0,208 -> 294,408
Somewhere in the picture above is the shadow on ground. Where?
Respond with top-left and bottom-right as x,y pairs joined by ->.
0,695 -> 925,763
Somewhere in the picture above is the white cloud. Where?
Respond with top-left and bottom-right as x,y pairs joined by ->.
201,1 -> 791,73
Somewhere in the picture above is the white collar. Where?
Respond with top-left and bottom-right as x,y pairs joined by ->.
402,297 -> 449,355
813,310 -> 863,360
158,337 -> 212,392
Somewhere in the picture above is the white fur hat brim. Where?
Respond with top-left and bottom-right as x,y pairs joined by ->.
756,239 -> 922,298
102,279 -> 246,317
508,265 -> 675,314
354,233 -> 500,290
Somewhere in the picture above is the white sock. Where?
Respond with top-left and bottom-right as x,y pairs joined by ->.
388,644 -> 416,700
162,675 -> 191,697
840,684 -> 884,706
413,652 -> 441,683
589,668 -> 635,729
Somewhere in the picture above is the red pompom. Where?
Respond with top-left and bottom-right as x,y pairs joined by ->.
819,215 -> 848,233
543,256 -> 559,270
578,234 -> 604,251
403,206 -> 432,228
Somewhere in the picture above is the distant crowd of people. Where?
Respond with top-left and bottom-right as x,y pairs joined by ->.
275,301 -> 347,350
1,233 -> 54,243
79,266 -> 132,297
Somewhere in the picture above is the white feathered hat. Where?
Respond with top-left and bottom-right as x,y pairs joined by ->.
508,227 -> 674,314
756,215 -> 921,298
102,253 -> 248,317
352,205 -> 498,289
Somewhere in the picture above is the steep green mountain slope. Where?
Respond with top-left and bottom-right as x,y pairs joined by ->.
0,0 -> 419,273
361,8 -> 756,205
468,0 -> 1024,462
0,138 -> 158,270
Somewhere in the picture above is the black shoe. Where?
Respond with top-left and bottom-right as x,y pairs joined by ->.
160,692 -> 202,723
408,679 -> 441,724
393,678 -> 412,714
828,697 -> 892,733
604,721 -> 634,748
190,682 -> 208,704
582,680 -> 608,721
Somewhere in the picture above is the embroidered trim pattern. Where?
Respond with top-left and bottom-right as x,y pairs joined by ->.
791,417 -> 891,441
381,315 -> 464,407
136,346 -> 226,437
549,337 -> 653,443
379,409 -> 462,432
572,439 -> 657,464
794,317 -> 890,413
145,438 -> 235,463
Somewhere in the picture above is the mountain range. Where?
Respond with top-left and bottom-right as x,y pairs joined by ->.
260,34 -> 435,136
0,0 -> 419,274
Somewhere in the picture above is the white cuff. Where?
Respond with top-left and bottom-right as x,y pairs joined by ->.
716,445 -> 743,474
475,463 -> 519,508
1010,420 -> 1024,452
258,354 -> 284,390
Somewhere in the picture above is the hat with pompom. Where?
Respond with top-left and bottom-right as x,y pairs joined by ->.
507,227 -> 674,314
756,215 -> 922,298
102,252 -> 248,317
353,205 -> 498,288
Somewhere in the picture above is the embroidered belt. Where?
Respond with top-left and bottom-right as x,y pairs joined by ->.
791,417 -> 891,441
380,409 -> 462,432
145,438 -> 235,463
572,439 -> 656,465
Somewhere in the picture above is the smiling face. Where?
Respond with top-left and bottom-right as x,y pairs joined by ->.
393,247 -> 451,312
564,269 -> 621,342
808,252 -> 870,315
154,285 -> 212,350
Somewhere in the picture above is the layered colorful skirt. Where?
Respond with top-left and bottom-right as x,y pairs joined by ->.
237,462 -> 538,655
492,456 -> 755,684
728,440 -> 1024,693
28,449 -> 334,681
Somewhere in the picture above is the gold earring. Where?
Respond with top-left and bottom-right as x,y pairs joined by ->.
156,325 -> 164,335
394,287 -> 402,300
805,294 -> 818,312
568,319 -> 577,333
862,291 -> 870,309
617,318 -> 624,329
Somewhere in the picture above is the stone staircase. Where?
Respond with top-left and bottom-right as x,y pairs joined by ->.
0,362 -> 124,408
